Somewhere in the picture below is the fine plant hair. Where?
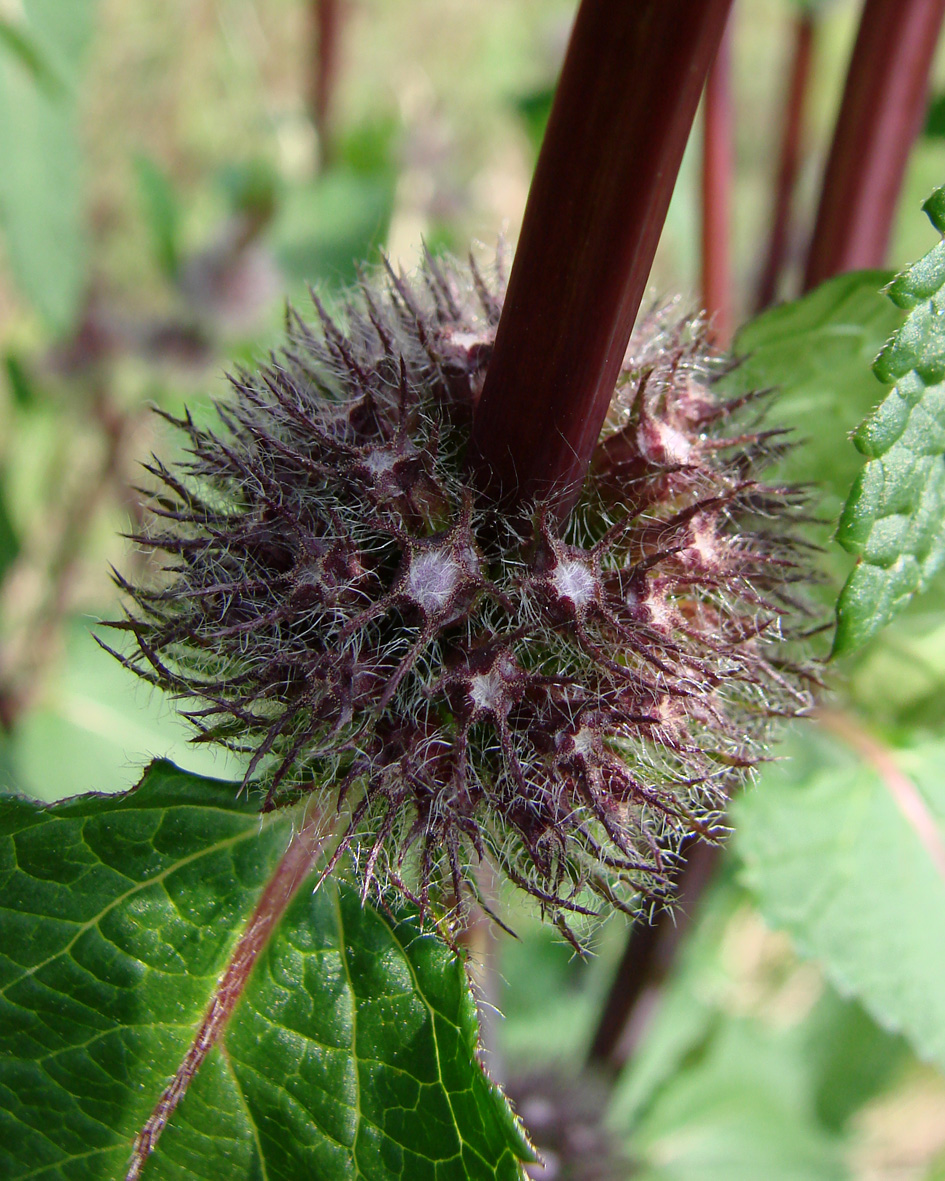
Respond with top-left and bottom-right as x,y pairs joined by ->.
103,251 -> 817,945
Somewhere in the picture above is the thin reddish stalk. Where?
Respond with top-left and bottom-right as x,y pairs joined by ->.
755,10 -> 815,311
471,0 -> 734,515
125,808 -> 329,1181
586,841 -> 721,1072
308,0 -> 344,165
701,18 -> 734,346
817,710 -> 945,884
803,0 -> 945,290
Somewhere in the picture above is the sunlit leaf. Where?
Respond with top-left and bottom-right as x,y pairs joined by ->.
735,728 -> 945,1074
0,762 -> 533,1179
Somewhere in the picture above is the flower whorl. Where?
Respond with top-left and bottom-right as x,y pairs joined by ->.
109,253 -> 814,938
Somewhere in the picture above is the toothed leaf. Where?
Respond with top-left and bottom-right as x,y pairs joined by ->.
0,761 -> 533,1180
834,187 -> 945,655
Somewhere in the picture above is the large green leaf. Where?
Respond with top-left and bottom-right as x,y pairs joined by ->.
722,270 -> 902,510
0,0 -> 95,331
624,1017 -> 848,1181
717,272 -> 904,622
834,188 -> 945,654
609,867 -> 904,1169
734,728 -> 945,1075
0,762 -> 532,1180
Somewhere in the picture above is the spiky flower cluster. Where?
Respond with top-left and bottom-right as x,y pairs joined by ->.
109,253 -> 814,937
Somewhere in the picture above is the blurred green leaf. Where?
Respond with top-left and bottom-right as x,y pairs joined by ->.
0,479 -> 18,588
6,620 -> 245,801
3,353 -> 38,409
497,905 -> 624,1067
735,728 -> 945,1076
0,0 -> 96,331
0,16 -> 63,95
513,86 -> 555,155
0,761 -> 533,1179
843,574 -> 945,732
722,270 -> 902,511
217,158 -> 278,224
717,272 -> 904,623
335,116 -> 399,178
134,154 -> 181,280
801,989 -> 906,1133
611,864 -> 906,1148
834,188 -> 945,655
273,168 -> 395,290
625,1018 -> 847,1181
925,93 -> 945,141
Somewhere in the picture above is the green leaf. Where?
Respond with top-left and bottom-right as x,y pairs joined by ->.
843,576 -> 945,731
0,479 -> 18,589
834,189 -> 945,655
0,16 -> 64,95
512,87 -> 554,155
3,353 -> 39,410
610,866 -> 903,1178
801,988 -> 906,1133
0,762 -> 532,1179
0,0 -> 95,331
273,167 -> 395,291
624,1018 -> 847,1181
734,728 -> 945,1076
925,92 -> 945,141
723,271 -> 902,511
135,155 -> 181,281
716,273 -> 905,633
6,620 -> 246,801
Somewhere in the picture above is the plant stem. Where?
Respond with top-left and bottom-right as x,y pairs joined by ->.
755,9 -> 816,311
308,0 -> 344,166
803,0 -> 945,290
471,0 -> 733,516
586,841 -> 721,1073
701,17 -> 734,345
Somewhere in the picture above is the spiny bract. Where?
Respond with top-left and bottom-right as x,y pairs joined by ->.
108,252 -> 815,939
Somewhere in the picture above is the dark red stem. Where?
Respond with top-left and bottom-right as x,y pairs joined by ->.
471,0 -> 734,515
755,10 -> 815,311
701,18 -> 734,345
803,0 -> 945,290
587,841 -> 721,1073
309,0 -> 344,165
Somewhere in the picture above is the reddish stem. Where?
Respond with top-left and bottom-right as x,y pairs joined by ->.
755,10 -> 815,311
701,18 -> 734,345
309,0 -> 344,165
586,841 -> 721,1072
125,808 -> 329,1181
803,0 -> 945,290
471,0 -> 734,515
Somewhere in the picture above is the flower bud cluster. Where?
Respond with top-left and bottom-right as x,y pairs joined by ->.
109,253 -> 814,938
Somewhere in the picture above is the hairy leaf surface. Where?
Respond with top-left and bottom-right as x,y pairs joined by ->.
734,729 -> 945,1074
0,761 -> 531,1180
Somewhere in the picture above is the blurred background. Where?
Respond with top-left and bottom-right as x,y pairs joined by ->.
2,2 -> 945,1176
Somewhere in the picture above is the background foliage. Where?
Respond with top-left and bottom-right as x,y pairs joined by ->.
4,2 -> 945,1178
